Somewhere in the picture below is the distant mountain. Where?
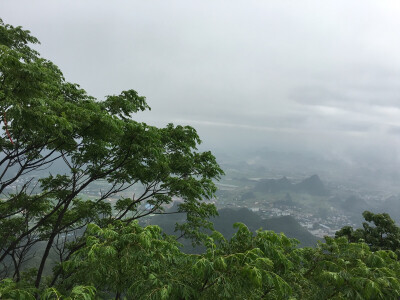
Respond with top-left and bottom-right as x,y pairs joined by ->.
263,215 -> 317,244
274,193 -> 297,207
254,175 -> 329,196
341,195 -> 370,214
295,175 -> 329,196
212,208 -> 319,247
210,208 -> 263,238
254,177 -> 292,193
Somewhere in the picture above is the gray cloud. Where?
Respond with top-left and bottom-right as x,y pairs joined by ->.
2,0 -> 400,169
388,125 -> 400,135
291,83 -> 400,110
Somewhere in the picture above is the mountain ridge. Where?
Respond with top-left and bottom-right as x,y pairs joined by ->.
254,174 -> 329,196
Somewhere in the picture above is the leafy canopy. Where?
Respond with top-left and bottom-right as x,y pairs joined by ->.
336,211 -> 400,255
0,18 -> 223,288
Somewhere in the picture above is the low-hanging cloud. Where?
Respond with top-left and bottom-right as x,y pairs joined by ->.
2,0 -> 400,172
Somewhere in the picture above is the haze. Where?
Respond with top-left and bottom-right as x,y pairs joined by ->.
2,0 -> 400,189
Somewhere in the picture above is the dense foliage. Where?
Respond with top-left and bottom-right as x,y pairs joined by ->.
2,20 -> 400,299
2,219 -> 400,299
336,211 -> 400,255
0,18 -> 222,289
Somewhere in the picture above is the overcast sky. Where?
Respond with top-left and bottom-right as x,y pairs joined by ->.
2,1 -> 400,166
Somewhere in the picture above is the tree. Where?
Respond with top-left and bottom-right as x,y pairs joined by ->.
335,211 -> 400,255
304,236 -> 400,299
0,18 -> 223,288
62,221 -> 185,299
63,220 -> 400,299
0,279 -> 96,299
63,222 -> 300,299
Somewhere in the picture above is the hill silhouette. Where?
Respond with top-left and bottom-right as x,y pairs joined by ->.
341,195 -> 370,214
264,215 -> 316,243
254,175 -> 329,196
254,177 -> 292,193
295,175 -> 329,196
212,208 -> 319,247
